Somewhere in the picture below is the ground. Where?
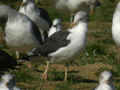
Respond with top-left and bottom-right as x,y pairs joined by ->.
0,0 -> 120,90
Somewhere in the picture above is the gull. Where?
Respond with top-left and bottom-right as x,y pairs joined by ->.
94,71 -> 116,90
0,74 -> 20,90
27,11 -> 88,81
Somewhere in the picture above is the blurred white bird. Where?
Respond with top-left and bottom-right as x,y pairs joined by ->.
0,74 -> 20,90
94,71 -> 116,90
56,0 -> 101,14
48,18 -> 62,37
0,5 -> 43,59
112,2 -> 120,47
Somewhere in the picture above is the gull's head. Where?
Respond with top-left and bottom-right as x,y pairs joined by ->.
71,11 -> 88,27
1,74 -> 16,88
99,71 -> 112,84
53,18 -> 62,26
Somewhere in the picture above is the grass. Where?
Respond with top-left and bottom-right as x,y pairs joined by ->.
0,0 -> 120,90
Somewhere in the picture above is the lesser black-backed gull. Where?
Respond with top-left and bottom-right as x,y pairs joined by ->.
27,11 -> 88,81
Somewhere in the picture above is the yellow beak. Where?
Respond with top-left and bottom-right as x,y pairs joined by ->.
21,2 -> 26,6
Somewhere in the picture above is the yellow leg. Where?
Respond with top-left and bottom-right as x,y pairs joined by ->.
64,66 -> 68,81
90,5 -> 94,15
41,61 -> 49,80
26,62 -> 32,69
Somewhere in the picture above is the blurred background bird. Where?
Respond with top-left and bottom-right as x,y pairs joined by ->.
0,74 -> 20,90
19,0 -> 52,42
94,71 -> 116,90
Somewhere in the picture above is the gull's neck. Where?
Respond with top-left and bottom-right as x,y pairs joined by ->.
70,21 -> 88,33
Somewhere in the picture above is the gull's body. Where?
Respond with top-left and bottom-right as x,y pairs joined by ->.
48,18 -> 62,37
94,71 -> 116,90
19,0 -> 52,41
28,11 -> 88,80
0,74 -> 20,90
0,5 -> 43,52
112,2 -> 120,46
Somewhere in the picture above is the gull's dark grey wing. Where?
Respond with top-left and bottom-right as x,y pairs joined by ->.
30,31 -> 71,56
30,21 -> 44,44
